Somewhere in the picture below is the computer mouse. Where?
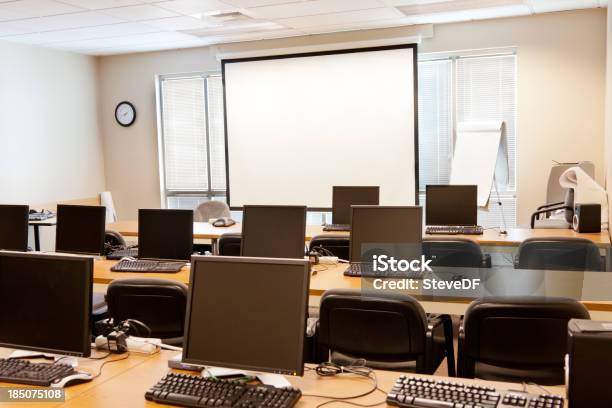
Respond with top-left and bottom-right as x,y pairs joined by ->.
50,372 -> 94,388
213,217 -> 236,227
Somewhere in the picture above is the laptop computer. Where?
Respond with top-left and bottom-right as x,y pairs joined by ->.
425,185 -> 483,235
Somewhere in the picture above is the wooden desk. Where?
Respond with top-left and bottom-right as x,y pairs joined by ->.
50,350 -> 564,407
0,348 -> 157,408
107,221 -> 611,248
93,260 -> 612,314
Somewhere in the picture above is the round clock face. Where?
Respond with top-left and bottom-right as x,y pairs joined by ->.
115,101 -> 136,127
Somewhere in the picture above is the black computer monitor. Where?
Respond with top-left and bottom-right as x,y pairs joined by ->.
0,205 -> 29,251
349,206 -> 422,263
138,209 -> 194,261
241,205 -> 306,259
332,186 -> 380,224
56,204 -> 106,255
0,251 -> 92,357
183,256 -> 310,376
426,185 -> 478,226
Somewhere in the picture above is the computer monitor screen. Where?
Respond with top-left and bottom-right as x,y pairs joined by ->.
183,256 -> 310,376
332,186 -> 380,224
138,209 -> 194,261
0,251 -> 92,357
349,206 -> 422,263
241,205 -> 306,258
0,205 -> 29,251
426,185 -> 478,226
56,205 -> 106,255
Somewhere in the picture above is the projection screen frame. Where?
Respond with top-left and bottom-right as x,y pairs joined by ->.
221,43 -> 419,211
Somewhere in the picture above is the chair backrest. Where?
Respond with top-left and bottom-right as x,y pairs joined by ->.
318,289 -> 428,361
461,297 -> 589,383
216,233 -> 242,256
309,235 -> 350,260
422,238 -> 486,268
515,237 -> 602,271
107,278 -> 188,344
193,201 -> 231,222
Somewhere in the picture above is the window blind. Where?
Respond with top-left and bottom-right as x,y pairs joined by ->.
418,52 -> 517,228
161,76 -> 209,192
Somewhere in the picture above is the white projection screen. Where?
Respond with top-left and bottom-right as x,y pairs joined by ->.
222,44 -> 418,209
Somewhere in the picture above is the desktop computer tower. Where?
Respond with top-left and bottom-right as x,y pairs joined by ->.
567,319 -> 612,408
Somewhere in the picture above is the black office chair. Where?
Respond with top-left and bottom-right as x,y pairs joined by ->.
422,238 -> 491,268
309,234 -> 350,260
514,237 -> 603,271
316,289 -> 455,376
215,233 -> 242,256
106,278 -> 188,345
458,296 -> 590,385
531,188 -> 574,229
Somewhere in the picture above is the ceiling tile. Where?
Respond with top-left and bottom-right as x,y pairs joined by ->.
400,4 -> 531,24
183,20 -> 286,36
14,11 -> 125,31
155,0 -> 236,15
246,0 -> 385,19
0,0 -> 84,20
49,29 -> 196,50
59,0 -> 144,10
219,0 -> 308,7
141,15 -> 215,30
1,22 -> 160,43
279,7 -> 402,29
527,0 -> 599,13
100,4 -> 179,20
0,20 -> 33,35
398,0 -> 525,16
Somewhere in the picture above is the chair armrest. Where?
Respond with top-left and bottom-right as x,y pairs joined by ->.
536,201 -> 564,211
481,254 -> 492,268
530,205 -> 572,228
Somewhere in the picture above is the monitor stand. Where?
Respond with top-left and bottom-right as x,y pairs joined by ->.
203,366 -> 291,388
8,350 -> 78,367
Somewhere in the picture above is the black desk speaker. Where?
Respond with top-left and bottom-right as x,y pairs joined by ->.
567,319 -> 612,407
572,204 -> 600,233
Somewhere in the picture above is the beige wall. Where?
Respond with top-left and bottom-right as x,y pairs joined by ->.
606,8 -> 612,234
98,48 -> 219,219
0,41 -> 105,206
420,9 -> 606,226
99,9 -> 607,224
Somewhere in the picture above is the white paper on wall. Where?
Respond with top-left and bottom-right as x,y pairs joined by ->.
100,191 -> 117,224
450,121 -> 504,207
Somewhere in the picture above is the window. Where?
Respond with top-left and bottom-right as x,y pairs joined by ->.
418,51 -> 517,228
157,73 -> 227,210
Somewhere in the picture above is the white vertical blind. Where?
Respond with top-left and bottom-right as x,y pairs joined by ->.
418,52 -> 517,228
456,54 -> 516,191
206,75 -> 227,192
159,74 -> 227,209
161,76 -> 208,191
418,59 -> 453,190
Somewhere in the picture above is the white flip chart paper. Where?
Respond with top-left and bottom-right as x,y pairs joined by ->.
450,121 -> 504,207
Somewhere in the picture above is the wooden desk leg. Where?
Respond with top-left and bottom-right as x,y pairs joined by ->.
34,225 -> 41,251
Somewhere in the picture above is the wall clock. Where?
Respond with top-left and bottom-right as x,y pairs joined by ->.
115,101 -> 136,127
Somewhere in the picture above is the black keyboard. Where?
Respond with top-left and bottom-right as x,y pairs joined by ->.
0,358 -> 76,387
145,373 -> 301,408
387,375 -> 564,408
111,259 -> 185,273
344,263 -> 425,279
426,226 -> 484,235
29,213 -> 55,221
322,223 -> 351,232
106,248 -> 139,260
